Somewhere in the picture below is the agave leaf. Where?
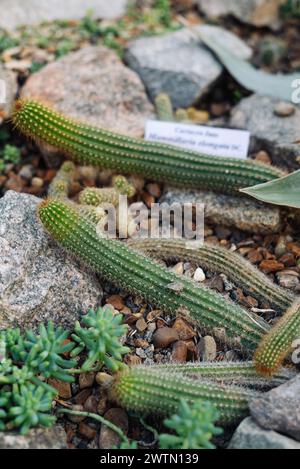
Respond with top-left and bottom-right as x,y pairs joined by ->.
196,29 -> 299,103
240,170 -> 300,209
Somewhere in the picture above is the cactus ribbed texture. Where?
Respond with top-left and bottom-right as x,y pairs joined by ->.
13,100 -> 285,195
109,366 -> 260,425
154,361 -> 295,389
38,199 -> 270,351
254,298 -> 300,376
127,238 -> 295,311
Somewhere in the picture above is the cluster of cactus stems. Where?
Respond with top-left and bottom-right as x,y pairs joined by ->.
79,175 -> 135,207
108,365 -> 260,425
254,298 -> 300,376
48,161 -> 76,199
127,238 -> 295,312
13,99 -> 285,195
38,199 -> 270,351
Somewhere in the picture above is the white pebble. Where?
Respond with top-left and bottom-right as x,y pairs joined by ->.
193,267 -> 206,282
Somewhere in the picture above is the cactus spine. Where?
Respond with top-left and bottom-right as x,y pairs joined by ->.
38,199 -> 270,351
254,298 -> 300,376
108,366 -> 260,425
154,361 -> 295,389
127,238 -> 295,311
14,100 -> 285,195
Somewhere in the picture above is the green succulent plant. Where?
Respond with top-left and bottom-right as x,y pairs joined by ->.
71,306 -> 130,372
159,399 -> 223,450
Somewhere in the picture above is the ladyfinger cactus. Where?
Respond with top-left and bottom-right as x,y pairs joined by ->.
154,361 -> 295,390
254,298 -> 300,376
38,199 -> 270,350
14,100 -> 285,195
127,238 -> 295,311
108,366 -> 260,425
155,93 -> 174,121
48,161 -> 76,199
79,175 -> 135,207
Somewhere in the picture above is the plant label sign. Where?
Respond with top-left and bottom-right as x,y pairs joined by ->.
145,120 -> 250,159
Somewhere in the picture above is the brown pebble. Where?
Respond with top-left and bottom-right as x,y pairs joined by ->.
84,395 -> 99,414
99,408 -> 128,449
124,354 -> 142,366
78,422 -> 97,440
79,372 -> 95,389
247,249 -> 263,264
172,318 -> 196,340
106,295 -> 125,310
259,259 -> 285,273
135,317 -> 148,332
134,338 -> 149,348
153,327 -> 179,348
279,252 -> 296,267
287,242 -> 300,258
146,310 -> 161,321
97,396 -> 108,416
171,341 -> 188,363
274,101 -> 296,117
199,336 -> 217,362
146,183 -> 162,198
255,151 -> 271,165
31,176 -> 44,188
48,378 -> 72,399
75,388 -> 92,405
67,405 -> 85,423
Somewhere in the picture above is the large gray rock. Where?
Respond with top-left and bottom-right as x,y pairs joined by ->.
230,95 -> 300,170
250,375 -> 300,442
125,25 -> 252,108
162,187 -> 282,234
0,425 -> 67,449
228,417 -> 300,449
0,65 -> 18,125
0,0 -> 127,30
0,191 -> 103,330
22,45 -> 154,139
197,0 -> 284,29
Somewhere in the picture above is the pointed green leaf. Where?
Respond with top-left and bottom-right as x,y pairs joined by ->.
196,28 -> 300,103
240,170 -> 300,208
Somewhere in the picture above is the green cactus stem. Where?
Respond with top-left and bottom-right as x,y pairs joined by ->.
38,199 -> 270,351
127,238 -> 295,311
254,298 -> 300,376
154,361 -> 295,390
13,100 -> 285,195
108,366 -> 260,425
48,161 -> 76,199
155,93 -> 174,121
79,175 -> 135,207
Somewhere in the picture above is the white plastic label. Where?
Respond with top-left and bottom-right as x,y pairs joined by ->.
145,120 -> 250,159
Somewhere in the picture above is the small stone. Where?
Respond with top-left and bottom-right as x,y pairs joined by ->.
75,389 -> 92,405
146,183 -> 162,198
48,378 -> 72,399
153,327 -> 179,348
275,236 -> 287,257
225,350 -> 239,361
135,347 -> 147,358
255,151 -> 271,165
247,249 -> 263,264
199,336 -> 217,361
124,354 -> 142,366
171,341 -> 188,363
287,242 -> 300,258
172,318 -> 196,340
84,395 -> 99,414
277,273 -> 299,289
146,310 -> 161,321
0,425 -> 67,449
78,422 -> 97,441
279,252 -> 296,267
259,259 -> 285,274
31,177 -> 44,188
171,262 -> 184,275
208,275 -> 224,293
19,164 -> 34,181
193,267 -> 206,282
136,317 -> 148,332
99,408 -> 129,449
274,102 -> 296,118
97,396 -> 108,416
79,372 -> 95,390
95,372 -> 113,388
106,295 -> 125,310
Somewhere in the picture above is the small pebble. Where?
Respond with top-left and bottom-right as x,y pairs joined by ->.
106,295 -> 124,310
171,341 -> 188,363
274,101 -> 296,117
193,267 -> 206,282
255,151 -> 271,165
199,336 -> 217,362
78,422 -> 97,441
48,378 -> 72,399
259,259 -> 285,274
136,317 -> 148,332
99,408 -> 128,449
31,176 -> 44,188
171,262 -> 184,275
172,317 -> 196,340
79,372 -> 95,390
153,327 -> 179,348
67,405 -> 85,423
84,395 -> 99,414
